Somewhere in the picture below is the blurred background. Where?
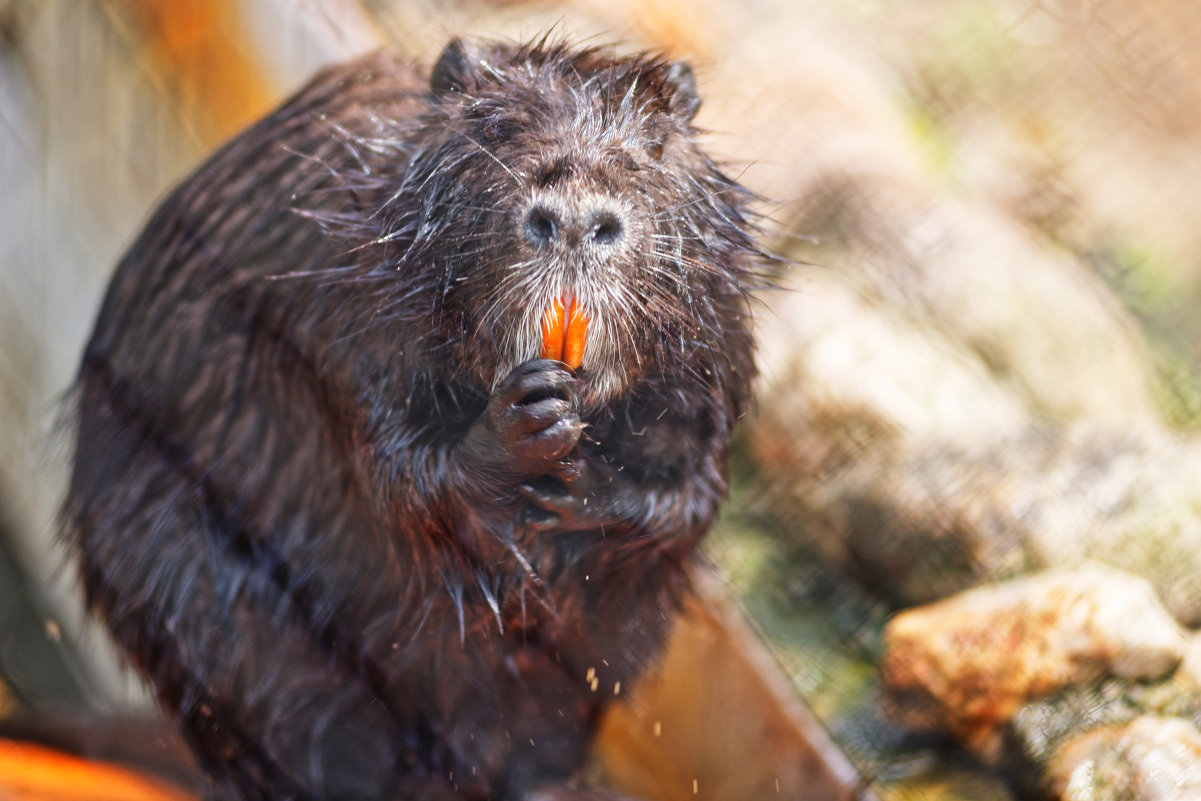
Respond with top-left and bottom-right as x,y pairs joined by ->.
2,1 -> 1201,799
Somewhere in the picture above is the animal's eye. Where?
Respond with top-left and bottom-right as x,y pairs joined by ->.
646,140 -> 665,160
535,157 -> 574,187
469,106 -> 520,143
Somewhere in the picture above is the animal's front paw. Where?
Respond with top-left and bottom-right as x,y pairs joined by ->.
518,460 -> 624,532
465,359 -> 583,479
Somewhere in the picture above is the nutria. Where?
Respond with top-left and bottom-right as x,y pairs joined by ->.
64,35 -> 763,800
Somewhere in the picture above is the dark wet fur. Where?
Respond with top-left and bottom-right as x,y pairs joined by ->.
63,35 -> 763,801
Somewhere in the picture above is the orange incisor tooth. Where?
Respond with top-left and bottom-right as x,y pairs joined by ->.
563,298 -> 588,370
540,297 -> 566,362
540,297 -> 589,370
542,299 -> 564,362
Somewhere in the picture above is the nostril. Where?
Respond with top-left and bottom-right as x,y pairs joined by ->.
589,211 -> 623,246
525,207 -> 559,248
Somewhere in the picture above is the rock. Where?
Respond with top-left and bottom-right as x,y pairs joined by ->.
881,564 -> 1185,754
762,424 -> 1201,625
752,274 -> 1028,465
1047,716 -> 1201,801
1176,633 -> 1201,689
1009,671 -> 1201,775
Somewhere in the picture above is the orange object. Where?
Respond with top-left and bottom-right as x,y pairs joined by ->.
0,739 -> 196,801
123,0 -> 274,143
540,297 -> 589,370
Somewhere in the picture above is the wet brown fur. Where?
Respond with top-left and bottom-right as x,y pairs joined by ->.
64,35 -> 763,800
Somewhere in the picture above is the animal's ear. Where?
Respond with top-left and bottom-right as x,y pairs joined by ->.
431,38 -> 475,94
663,61 -> 701,121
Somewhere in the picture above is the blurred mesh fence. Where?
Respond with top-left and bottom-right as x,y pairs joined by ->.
877,0 -> 1201,426
0,0 -> 1199,796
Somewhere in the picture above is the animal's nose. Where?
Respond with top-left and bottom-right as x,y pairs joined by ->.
523,197 -> 627,251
